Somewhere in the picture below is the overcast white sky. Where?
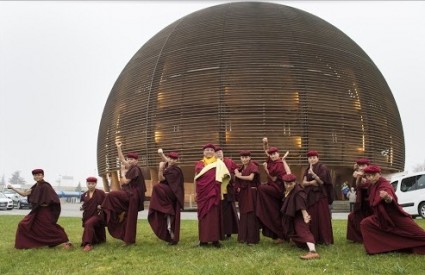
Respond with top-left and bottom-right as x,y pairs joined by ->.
1,1 -> 424,186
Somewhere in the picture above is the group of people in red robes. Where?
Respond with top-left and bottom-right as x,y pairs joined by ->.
8,138 -> 425,258
346,161 -> 425,255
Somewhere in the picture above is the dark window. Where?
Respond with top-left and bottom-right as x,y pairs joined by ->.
400,176 -> 417,192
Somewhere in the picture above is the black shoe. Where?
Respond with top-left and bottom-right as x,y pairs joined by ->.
199,242 -> 208,247
212,241 -> 222,248
225,234 -> 231,240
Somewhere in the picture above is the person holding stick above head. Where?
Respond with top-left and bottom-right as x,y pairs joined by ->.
80,176 -> 106,251
8,169 -> 72,249
101,141 -> 146,245
256,137 -> 290,244
148,150 -> 185,245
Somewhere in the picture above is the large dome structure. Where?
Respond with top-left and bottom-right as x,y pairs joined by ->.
97,2 -> 404,197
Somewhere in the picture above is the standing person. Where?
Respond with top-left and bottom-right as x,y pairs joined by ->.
148,151 -> 185,245
194,143 -> 230,248
215,146 -> 239,240
346,158 -> 372,243
360,165 -> 425,255
281,174 -> 320,260
256,137 -> 290,244
80,176 -> 106,251
8,169 -> 72,249
234,150 -> 261,245
346,187 -> 357,212
101,141 -> 146,245
301,150 -> 334,245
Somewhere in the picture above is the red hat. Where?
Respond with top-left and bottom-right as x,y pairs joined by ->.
167,152 -> 179,159
364,165 -> 381,174
203,143 -> 216,150
214,146 -> 222,152
240,150 -> 251,156
267,147 -> 279,154
32,169 -> 44,175
86,177 -> 97,183
356,158 -> 370,165
282,173 -> 297,182
307,150 -> 319,157
126,152 -> 139,159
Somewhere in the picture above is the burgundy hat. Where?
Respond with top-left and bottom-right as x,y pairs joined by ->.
32,169 -> 44,175
267,147 -> 279,154
214,146 -> 222,152
167,152 -> 179,159
202,143 -> 216,150
356,158 -> 371,165
240,150 -> 251,156
364,165 -> 381,174
86,177 -> 97,183
307,150 -> 319,157
282,173 -> 297,182
126,152 -> 139,159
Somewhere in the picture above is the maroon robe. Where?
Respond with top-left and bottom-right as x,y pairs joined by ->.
102,165 -> 146,244
195,161 -> 222,243
234,161 -> 260,244
81,189 -> 106,246
148,164 -> 185,244
15,181 -> 69,249
281,184 -> 315,247
303,162 -> 334,245
256,158 -> 286,240
346,178 -> 372,243
360,177 -> 425,254
221,157 -> 239,239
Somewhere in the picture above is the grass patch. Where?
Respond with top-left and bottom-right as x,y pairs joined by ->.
0,216 -> 424,274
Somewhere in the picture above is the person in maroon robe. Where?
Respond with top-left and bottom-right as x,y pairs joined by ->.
256,137 -> 291,243
194,143 -> 230,248
215,146 -> 239,240
301,150 -> 334,245
346,158 -> 373,243
281,174 -> 320,260
80,176 -> 106,251
360,165 -> 425,255
148,151 -> 185,245
8,169 -> 72,249
101,141 -> 146,245
234,150 -> 261,245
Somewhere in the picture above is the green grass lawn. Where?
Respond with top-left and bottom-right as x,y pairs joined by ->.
0,216 -> 424,275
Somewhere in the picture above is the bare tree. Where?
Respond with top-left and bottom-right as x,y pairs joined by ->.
412,160 -> 425,172
8,171 -> 26,185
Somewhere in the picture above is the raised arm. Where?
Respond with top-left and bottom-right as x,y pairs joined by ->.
116,141 -> 130,168
7,184 -> 31,197
282,151 -> 291,174
157,148 -> 169,162
158,161 -> 166,181
262,137 -> 270,157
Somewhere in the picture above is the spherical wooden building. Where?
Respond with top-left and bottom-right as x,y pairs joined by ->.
97,2 -> 404,199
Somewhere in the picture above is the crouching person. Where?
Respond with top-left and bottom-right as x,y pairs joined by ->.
81,177 -> 106,251
281,174 -> 320,260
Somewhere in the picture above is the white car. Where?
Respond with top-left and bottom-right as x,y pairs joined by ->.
0,192 -> 14,210
385,171 -> 425,219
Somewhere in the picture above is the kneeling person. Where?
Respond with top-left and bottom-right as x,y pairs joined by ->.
281,174 -> 319,260
81,177 -> 106,251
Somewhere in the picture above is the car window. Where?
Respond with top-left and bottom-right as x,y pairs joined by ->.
400,176 -> 417,192
416,174 -> 425,190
